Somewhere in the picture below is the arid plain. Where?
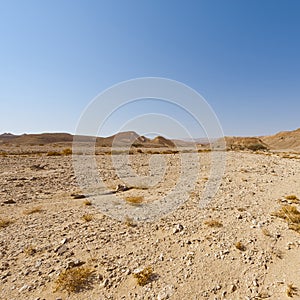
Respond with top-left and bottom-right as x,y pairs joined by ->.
1,129 -> 300,300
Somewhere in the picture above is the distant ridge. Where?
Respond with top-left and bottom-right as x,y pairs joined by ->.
0,133 -> 73,145
0,131 -> 177,148
1,128 -> 300,151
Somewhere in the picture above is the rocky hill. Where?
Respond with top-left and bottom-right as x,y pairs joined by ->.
223,136 -> 269,151
261,128 -> 300,152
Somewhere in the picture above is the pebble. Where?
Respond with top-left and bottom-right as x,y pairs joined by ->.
173,224 -> 184,234
157,285 -> 174,300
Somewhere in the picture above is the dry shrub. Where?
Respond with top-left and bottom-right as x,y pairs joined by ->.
124,216 -> 136,227
0,218 -> 14,229
82,214 -> 93,222
23,206 -> 43,215
272,205 -> 300,233
47,151 -> 61,156
286,283 -> 298,297
235,241 -> 246,251
125,196 -> 144,206
261,228 -> 272,237
54,266 -> 95,293
133,266 -> 153,286
237,207 -> 246,212
62,148 -> 72,155
204,219 -> 223,228
271,248 -> 283,259
83,199 -> 92,206
24,245 -> 37,256
285,195 -> 299,203
285,195 -> 298,200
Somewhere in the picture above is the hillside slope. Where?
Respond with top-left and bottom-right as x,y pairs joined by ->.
262,128 -> 300,152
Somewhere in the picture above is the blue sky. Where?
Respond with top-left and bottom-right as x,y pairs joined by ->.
0,0 -> 299,138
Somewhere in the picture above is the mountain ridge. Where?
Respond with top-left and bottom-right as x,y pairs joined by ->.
1,128 -> 300,151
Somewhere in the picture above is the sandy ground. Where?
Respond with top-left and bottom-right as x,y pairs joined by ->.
1,149 -> 300,300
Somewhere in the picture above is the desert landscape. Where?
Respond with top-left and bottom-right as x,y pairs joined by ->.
0,129 -> 300,300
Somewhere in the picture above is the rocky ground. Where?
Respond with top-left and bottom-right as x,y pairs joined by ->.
0,148 -> 300,300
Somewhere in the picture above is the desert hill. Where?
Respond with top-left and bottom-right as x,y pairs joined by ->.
223,136 -> 269,151
0,133 -> 73,145
261,128 -> 300,152
0,131 -> 176,148
1,128 -> 300,151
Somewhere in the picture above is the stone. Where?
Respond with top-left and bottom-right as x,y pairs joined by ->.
55,244 -> 68,256
71,194 -> 86,199
19,284 -> 29,292
230,284 -> 237,293
3,200 -> 16,204
173,224 -> 184,234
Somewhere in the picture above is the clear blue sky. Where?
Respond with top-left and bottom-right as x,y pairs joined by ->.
0,0 -> 299,138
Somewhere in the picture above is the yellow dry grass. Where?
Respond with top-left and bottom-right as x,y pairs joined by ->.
204,219 -> 223,228
125,196 -> 144,206
272,205 -> 300,233
286,283 -> 298,297
0,218 -> 14,229
83,199 -> 92,206
81,214 -> 93,222
235,241 -> 246,251
54,266 -> 95,294
23,206 -> 43,215
133,266 -> 153,286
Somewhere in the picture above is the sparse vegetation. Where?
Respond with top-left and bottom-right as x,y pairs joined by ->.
261,228 -> 272,237
235,241 -> 246,251
47,151 -> 62,156
286,283 -> 298,297
285,195 -> 299,203
0,218 -> 14,229
247,143 -> 268,151
285,195 -> 298,200
125,196 -> 144,206
54,266 -> 95,294
62,148 -> 72,155
237,207 -> 246,212
271,248 -> 283,259
204,219 -> 223,228
272,205 -> 300,233
82,214 -> 93,222
124,216 -> 136,227
23,206 -> 43,215
133,266 -> 153,286
24,245 -> 37,256
83,199 -> 92,206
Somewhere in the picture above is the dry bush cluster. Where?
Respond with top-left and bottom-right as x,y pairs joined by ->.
0,218 -> 14,229
133,266 -> 153,286
54,266 -> 95,293
272,205 -> 300,233
235,241 -> 246,251
204,219 -> 223,228
24,245 -> 37,256
125,196 -> 144,206
286,283 -> 298,297
81,214 -> 93,222
47,148 -> 72,156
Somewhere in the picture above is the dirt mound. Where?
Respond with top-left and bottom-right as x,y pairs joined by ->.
261,128 -> 300,152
